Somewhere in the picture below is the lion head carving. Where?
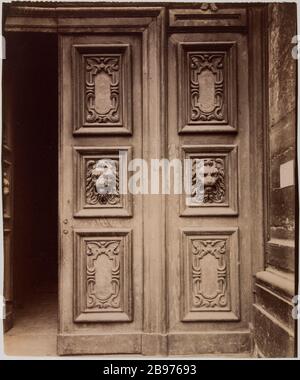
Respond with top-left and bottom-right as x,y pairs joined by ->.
192,158 -> 225,204
86,159 -> 120,205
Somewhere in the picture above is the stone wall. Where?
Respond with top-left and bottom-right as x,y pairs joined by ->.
253,3 -> 297,358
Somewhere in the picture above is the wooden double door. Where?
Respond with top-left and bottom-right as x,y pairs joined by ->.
58,6 -> 263,356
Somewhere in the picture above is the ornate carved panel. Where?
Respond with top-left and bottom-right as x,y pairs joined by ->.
181,145 -> 238,216
74,146 -> 132,217
73,44 -> 132,135
74,229 -> 132,322
191,239 -> 227,309
178,42 -> 237,133
190,54 -> 225,122
181,228 -> 240,321
85,55 -> 121,124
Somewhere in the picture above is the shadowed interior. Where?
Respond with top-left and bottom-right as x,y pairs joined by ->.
3,33 -> 58,355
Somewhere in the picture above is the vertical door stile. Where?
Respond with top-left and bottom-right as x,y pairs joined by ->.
141,9 -> 168,355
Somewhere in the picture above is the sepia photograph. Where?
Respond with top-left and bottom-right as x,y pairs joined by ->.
0,0 -> 298,364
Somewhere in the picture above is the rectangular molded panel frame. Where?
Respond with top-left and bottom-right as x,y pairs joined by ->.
73,43 -> 132,135
177,41 -> 237,133
74,146 -> 133,218
74,228 -> 132,322
180,145 -> 238,216
181,227 -> 240,322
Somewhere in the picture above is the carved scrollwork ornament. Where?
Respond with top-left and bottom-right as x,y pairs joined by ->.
86,240 -> 121,309
85,56 -> 120,124
191,239 -> 228,309
190,53 -> 225,122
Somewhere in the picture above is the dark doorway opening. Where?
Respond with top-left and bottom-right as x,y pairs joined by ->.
3,32 -> 58,355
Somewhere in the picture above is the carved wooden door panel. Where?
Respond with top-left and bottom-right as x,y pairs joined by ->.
167,23 -> 252,354
58,9 -> 166,355
59,33 -> 143,355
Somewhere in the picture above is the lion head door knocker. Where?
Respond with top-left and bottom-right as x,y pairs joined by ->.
86,159 -> 120,206
192,158 -> 225,204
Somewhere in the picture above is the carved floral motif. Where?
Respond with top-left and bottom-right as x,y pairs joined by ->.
191,158 -> 225,204
190,53 -> 225,122
86,240 -> 121,309
191,239 -> 228,309
85,55 -> 120,124
86,158 -> 120,206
